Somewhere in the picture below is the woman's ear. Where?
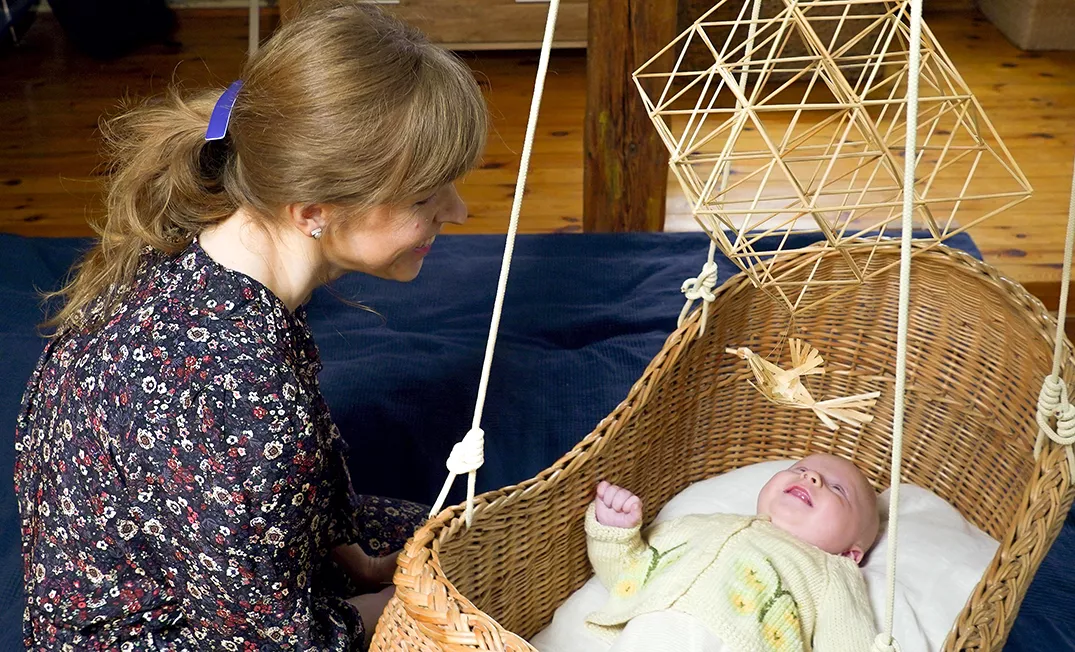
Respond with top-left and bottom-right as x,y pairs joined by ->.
285,202 -> 326,238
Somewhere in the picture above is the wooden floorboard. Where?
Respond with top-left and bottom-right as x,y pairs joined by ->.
2,8 -> 1074,309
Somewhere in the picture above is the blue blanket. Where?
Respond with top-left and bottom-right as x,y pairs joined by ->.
0,231 -> 1070,650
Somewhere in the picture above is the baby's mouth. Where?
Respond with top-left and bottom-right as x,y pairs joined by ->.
784,485 -> 813,507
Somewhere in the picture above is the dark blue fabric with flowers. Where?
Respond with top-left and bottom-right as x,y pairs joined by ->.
14,240 -> 423,651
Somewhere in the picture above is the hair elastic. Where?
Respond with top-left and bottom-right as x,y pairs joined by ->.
205,80 -> 245,141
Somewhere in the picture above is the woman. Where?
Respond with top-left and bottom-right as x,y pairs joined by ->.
13,2 -> 487,649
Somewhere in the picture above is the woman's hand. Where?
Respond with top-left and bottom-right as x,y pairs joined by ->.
594,480 -> 643,529
331,544 -> 400,593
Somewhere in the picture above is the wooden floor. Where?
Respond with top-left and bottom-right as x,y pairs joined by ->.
2,8 -> 1075,308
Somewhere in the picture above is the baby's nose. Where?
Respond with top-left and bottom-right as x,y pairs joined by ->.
803,470 -> 822,486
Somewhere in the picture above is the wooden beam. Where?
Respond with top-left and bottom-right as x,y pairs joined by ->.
584,0 -> 678,232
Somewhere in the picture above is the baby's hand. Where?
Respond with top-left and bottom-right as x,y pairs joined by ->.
594,481 -> 642,529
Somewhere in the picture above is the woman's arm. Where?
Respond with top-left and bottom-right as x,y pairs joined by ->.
331,544 -> 398,591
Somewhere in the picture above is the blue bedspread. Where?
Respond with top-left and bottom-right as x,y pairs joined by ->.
0,231 -> 1070,650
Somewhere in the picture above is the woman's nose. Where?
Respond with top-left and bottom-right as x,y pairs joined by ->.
436,184 -> 468,226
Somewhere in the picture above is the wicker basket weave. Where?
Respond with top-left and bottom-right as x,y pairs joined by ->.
372,241 -> 1075,651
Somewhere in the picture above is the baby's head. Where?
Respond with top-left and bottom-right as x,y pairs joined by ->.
756,454 -> 880,565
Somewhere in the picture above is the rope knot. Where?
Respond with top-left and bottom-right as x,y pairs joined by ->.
446,427 -> 485,475
1039,374 -> 1066,414
1037,375 -> 1075,444
1035,374 -> 1075,476
679,261 -> 720,334
681,261 -> 719,303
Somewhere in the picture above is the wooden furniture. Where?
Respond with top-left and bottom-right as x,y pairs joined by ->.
277,0 -> 589,48
978,0 -> 1075,51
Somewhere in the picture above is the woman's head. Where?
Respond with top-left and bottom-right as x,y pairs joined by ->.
757,454 -> 880,565
49,1 -> 487,328
229,0 -> 486,239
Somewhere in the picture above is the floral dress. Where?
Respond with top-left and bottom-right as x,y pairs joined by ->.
14,240 -> 427,651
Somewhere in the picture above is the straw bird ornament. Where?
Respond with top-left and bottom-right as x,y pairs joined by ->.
726,338 -> 880,430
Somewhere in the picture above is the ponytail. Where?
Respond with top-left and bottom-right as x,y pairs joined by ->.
43,89 -> 238,331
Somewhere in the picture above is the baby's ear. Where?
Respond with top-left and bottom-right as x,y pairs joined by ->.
841,546 -> 865,566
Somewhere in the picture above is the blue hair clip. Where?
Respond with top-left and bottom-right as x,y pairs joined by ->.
205,80 -> 245,141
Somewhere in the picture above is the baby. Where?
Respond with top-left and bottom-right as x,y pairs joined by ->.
585,454 -> 880,652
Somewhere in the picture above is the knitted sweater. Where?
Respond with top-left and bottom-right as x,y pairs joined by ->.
584,504 -> 876,652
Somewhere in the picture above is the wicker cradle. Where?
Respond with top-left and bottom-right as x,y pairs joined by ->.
373,241 -> 1075,651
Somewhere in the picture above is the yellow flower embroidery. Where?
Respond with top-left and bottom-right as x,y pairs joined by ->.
762,623 -> 791,651
783,608 -> 800,630
725,557 -> 775,620
741,564 -> 766,592
761,593 -> 803,652
729,590 -> 756,614
611,542 -> 686,602
723,554 -> 804,652
614,578 -> 639,598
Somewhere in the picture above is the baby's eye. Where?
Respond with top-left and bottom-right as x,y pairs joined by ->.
833,485 -> 845,495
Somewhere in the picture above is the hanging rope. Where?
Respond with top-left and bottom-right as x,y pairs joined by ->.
428,0 -> 561,527
1033,152 -> 1075,478
679,0 -> 764,335
871,0 -> 925,649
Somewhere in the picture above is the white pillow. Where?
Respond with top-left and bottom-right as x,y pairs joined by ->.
530,460 -> 998,652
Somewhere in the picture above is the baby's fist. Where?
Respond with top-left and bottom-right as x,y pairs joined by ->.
594,481 -> 642,529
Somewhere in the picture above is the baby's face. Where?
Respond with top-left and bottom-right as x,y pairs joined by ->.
756,454 -> 880,564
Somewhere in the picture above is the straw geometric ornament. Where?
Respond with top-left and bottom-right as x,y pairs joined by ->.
633,0 -> 1032,314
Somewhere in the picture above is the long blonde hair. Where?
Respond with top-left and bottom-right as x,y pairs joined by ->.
45,0 -> 487,331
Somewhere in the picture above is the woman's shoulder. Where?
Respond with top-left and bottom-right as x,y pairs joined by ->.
145,242 -> 276,322
52,243 -> 315,406
101,243 -> 297,350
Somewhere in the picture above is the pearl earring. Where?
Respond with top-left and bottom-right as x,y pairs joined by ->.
311,228 -> 323,240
